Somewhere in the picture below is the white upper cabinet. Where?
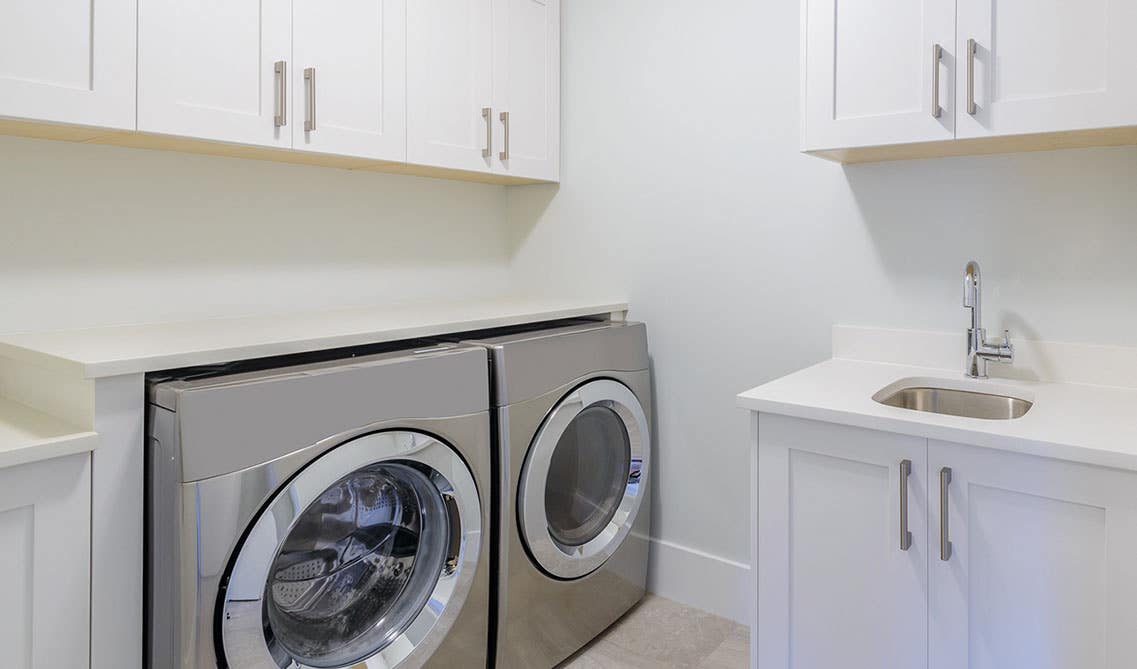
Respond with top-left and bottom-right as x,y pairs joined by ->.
407,0 -> 495,173
292,0 -> 407,160
955,0 -> 1137,139
803,0 -> 1137,160
139,0 -> 291,147
802,0 -> 955,150
493,0 -> 561,181
0,0 -> 135,129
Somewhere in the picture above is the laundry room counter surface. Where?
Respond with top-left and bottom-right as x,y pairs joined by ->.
738,325 -> 1137,473
0,395 -> 97,469
0,297 -> 628,378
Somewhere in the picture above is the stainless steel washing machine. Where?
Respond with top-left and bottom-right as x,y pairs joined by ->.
461,321 -> 652,668
145,343 -> 492,669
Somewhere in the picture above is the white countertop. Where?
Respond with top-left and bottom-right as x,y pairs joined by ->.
0,396 -> 97,469
0,297 -> 627,378
738,357 -> 1137,473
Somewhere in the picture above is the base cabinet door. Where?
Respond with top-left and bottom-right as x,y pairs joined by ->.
292,0 -> 407,160
0,0 -> 135,129
929,441 -> 1137,669
0,453 -> 91,669
956,0 -> 1137,139
492,0 -> 560,181
138,0 -> 291,147
757,414 -> 928,669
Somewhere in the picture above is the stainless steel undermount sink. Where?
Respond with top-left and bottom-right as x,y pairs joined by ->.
873,378 -> 1033,420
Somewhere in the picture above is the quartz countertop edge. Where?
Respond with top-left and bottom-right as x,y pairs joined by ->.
738,358 -> 1137,473
0,298 -> 629,379
0,396 -> 97,470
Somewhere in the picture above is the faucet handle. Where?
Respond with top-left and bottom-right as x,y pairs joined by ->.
1002,329 -> 1012,345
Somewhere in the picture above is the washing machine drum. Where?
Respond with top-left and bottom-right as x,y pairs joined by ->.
519,379 -> 650,580
219,431 -> 481,669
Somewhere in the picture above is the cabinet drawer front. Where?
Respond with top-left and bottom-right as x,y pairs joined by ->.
758,414 -> 928,669
929,441 -> 1137,669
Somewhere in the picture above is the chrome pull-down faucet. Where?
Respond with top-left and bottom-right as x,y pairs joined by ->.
963,260 -> 1014,378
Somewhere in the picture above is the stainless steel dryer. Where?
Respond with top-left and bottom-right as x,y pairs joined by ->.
145,343 -> 492,669
462,321 -> 652,668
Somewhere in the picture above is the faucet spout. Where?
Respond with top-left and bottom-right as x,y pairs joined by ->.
962,260 -> 1013,378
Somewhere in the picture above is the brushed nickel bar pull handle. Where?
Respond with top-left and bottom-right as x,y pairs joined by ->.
274,60 -> 287,127
939,467 -> 953,561
499,110 -> 510,161
931,44 -> 942,119
966,38 -> 977,115
482,107 -> 492,158
899,459 -> 913,551
304,67 -> 316,132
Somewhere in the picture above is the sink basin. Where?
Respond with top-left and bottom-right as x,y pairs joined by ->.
873,379 -> 1033,420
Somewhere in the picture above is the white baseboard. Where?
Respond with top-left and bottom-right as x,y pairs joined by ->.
645,536 -> 750,624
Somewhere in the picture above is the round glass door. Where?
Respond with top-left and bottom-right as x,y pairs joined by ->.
519,379 -> 649,579
220,431 -> 481,669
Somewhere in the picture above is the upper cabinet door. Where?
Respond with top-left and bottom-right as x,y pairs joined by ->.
929,441 -> 1137,669
493,0 -> 560,181
407,0 -> 495,173
292,0 -> 407,160
802,0 -> 955,150
138,0 -> 291,147
957,0 -> 1137,138
0,0 -> 135,129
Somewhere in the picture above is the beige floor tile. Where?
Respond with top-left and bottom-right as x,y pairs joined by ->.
556,594 -> 747,669
698,624 -> 749,669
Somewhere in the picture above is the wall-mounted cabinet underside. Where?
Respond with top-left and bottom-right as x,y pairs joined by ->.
809,125 -> 1137,164
0,118 -> 551,186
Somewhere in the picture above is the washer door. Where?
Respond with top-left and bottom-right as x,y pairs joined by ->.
219,431 -> 480,669
519,379 -> 650,579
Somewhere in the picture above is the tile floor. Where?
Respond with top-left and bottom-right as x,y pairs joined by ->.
557,595 -> 749,668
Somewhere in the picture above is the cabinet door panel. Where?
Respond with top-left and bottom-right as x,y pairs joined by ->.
802,0 -> 955,150
0,454 -> 91,669
956,0 -> 1137,138
407,0 -> 494,172
757,415 -> 928,669
293,0 -> 406,160
929,441 -> 1137,669
0,0 -> 135,128
493,0 -> 559,180
139,0 -> 291,147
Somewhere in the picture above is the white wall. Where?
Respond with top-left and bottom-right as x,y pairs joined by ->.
0,135 -> 511,334
507,0 -> 1137,622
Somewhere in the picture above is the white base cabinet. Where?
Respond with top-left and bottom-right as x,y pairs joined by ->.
929,440 -> 1137,669
757,413 -> 1137,669
0,453 -> 91,669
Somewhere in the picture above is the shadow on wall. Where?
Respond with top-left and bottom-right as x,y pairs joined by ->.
0,136 -> 513,332
840,145 -> 1137,346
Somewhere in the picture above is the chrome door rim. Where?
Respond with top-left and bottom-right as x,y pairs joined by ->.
220,430 -> 481,669
519,379 -> 649,579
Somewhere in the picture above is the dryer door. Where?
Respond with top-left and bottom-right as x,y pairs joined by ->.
519,379 -> 650,579
219,431 -> 480,669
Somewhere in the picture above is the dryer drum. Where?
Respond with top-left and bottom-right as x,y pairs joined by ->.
219,430 -> 482,669
263,462 -> 448,668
